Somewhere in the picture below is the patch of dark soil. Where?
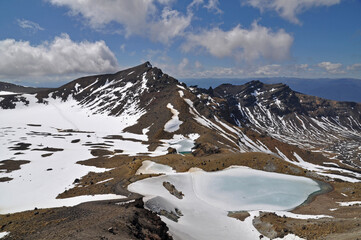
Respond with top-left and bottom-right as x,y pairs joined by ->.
83,143 -> 113,148
8,143 -> 31,151
0,177 -> 13,182
192,143 -> 220,156
103,135 -> 143,142
27,131 -> 52,136
228,211 -> 250,221
31,147 -> 64,152
0,198 -> 172,240
58,129 -> 94,134
27,124 -> 41,127
27,131 -> 72,137
90,149 -> 114,157
167,147 -> 177,154
0,160 -> 30,173
41,153 -> 53,158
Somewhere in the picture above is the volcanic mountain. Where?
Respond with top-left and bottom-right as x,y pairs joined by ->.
1,62 -> 360,166
210,80 -> 361,167
1,62 -> 360,239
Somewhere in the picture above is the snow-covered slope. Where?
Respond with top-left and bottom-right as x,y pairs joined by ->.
1,62 -> 274,156
210,81 -> 361,167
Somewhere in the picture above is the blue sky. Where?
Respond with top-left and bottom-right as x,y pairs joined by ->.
0,0 -> 361,86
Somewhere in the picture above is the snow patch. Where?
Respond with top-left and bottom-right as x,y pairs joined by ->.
0,91 -> 17,96
337,201 -> 361,207
96,178 -> 113,184
0,232 -> 9,239
178,90 -> 184,98
164,103 -> 183,133
115,199 -> 136,205
136,160 -> 175,175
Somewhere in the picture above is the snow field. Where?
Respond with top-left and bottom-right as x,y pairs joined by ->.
0,94 -> 204,213
0,95 -> 154,214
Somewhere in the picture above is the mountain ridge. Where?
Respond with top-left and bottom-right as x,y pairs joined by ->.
0,62 -> 360,166
182,77 -> 361,103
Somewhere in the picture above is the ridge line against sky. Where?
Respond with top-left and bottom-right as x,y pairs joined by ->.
0,0 -> 360,85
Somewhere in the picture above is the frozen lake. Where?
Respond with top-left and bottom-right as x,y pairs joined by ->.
129,163 -> 323,240
192,167 -> 321,211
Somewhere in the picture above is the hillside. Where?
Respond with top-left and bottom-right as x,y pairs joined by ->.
0,62 -> 360,240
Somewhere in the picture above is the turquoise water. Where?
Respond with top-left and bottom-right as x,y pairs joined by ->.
193,168 -> 321,211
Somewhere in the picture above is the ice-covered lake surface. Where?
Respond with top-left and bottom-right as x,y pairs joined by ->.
129,162 -> 322,240
193,167 -> 320,211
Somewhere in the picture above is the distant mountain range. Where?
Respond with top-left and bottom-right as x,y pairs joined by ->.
181,77 -> 361,103
0,81 -> 49,95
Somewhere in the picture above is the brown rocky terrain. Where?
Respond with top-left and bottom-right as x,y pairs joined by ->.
0,198 -> 171,240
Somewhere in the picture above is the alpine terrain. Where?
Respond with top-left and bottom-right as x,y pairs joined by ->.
0,62 -> 360,240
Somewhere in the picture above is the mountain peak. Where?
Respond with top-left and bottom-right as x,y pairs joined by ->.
134,61 -> 152,70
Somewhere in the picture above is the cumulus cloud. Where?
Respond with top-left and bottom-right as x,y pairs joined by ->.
182,21 -> 293,61
244,0 -> 341,24
0,34 -> 118,79
317,61 -> 344,74
48,0 -> 192,43
17,19 -> 44,32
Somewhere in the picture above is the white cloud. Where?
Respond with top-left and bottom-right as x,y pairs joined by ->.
188,0 -> 204,10
17,19 -> 44,32
178,58 -> 190,72
195,61 -> 203,69
120,44 -> 126,52
298,64 -> 309,70
149,8 -> 192,44
48,0 -> 192,43
0,34 -> 118,79
183,21 -> 293,61
205,0 -> 222,14
255,64 -> 281,76
347,63 -> 361,71
317,61 -> 344,74
152,61 -> 338,79
244,0 -> 341,24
